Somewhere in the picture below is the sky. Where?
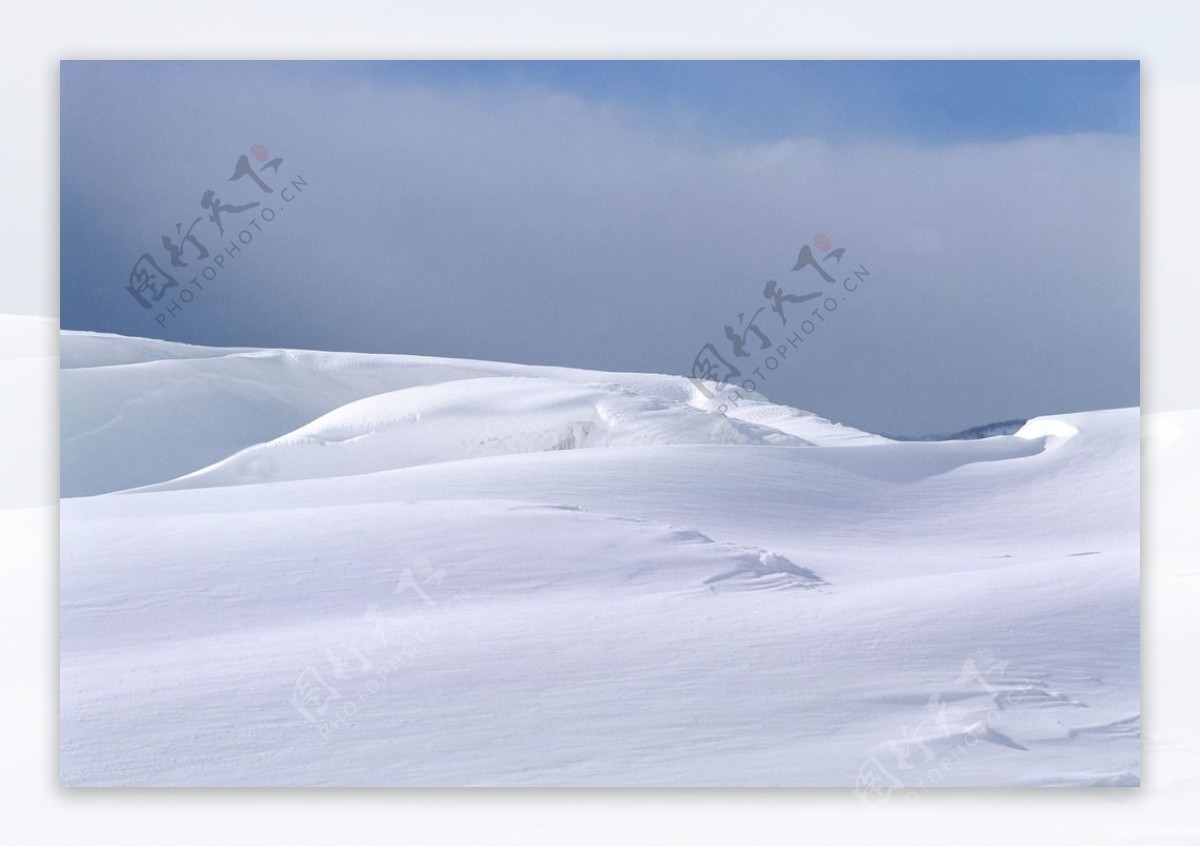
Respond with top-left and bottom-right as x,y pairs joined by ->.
60,60 -> 1139,436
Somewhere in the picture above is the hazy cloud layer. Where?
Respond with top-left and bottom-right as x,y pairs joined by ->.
61,63 -> 1138,435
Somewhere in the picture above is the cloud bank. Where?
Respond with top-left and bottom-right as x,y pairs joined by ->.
61,63 -> 1138,435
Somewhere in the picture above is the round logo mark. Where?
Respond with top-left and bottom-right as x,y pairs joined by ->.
251,144 -> 269,162
813,233 -> 832,252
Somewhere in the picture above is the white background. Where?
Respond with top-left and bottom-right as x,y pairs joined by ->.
2,1 -> 1197,843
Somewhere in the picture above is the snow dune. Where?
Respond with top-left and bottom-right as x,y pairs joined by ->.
59,332 -> 1139,787
143,375 -> 817,491
61,332 -> 879,497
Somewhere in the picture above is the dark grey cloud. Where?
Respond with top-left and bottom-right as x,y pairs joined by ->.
61,63 -> 1138,435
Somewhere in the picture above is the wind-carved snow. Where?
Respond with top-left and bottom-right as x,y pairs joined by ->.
1015,416 -> 1081,444
143,376 -> 815,491
60,332 -> 872,497
59,332 -> 1139,788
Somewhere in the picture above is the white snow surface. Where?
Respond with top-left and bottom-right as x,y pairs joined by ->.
60,332 -> 1139,787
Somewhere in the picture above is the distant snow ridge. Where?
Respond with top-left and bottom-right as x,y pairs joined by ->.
149,376 -> 816,490
886,419 -> 1028,441
60,331 -> 884,495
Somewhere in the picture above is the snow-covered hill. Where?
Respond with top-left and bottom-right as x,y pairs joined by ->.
60,332 -> 883,497
59,332 -> 1139,788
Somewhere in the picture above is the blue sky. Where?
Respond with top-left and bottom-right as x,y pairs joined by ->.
317,60 -> 1139,142
60,61 -> 1139,435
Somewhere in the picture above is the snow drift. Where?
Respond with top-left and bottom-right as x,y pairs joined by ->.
59,332 -> 1139,788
